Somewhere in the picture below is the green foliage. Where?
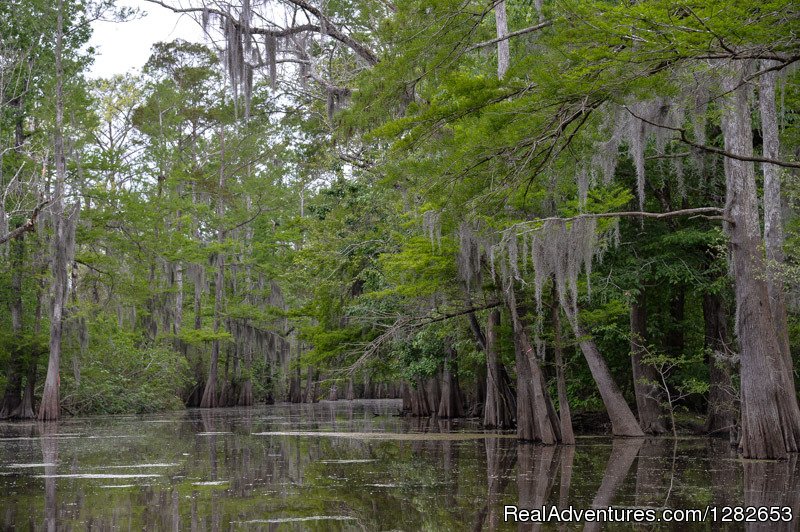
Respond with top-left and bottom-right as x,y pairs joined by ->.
62,335 -> 191,415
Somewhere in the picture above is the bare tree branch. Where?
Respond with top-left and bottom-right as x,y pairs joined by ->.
466,19 -> 553,52
624,105 -> 800,169
515,207 -> 731,232
144,0 -> 379,65
0,199 -> 50,245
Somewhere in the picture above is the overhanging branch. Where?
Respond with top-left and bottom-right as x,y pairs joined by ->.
0,200 -> 50,245
144,0 -> 378,65
516,207 -> 731,231
624,105 -> 800,169
466,20 -> 553,52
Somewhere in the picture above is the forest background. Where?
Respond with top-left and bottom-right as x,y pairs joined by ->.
2,0 -> 800,459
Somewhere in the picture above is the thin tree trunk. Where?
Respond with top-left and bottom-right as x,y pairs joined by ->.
494,0 -> 510,78
200,127 -> 227,409
39,0 -> 67,421
401,381 -> 413,412
563,304 -> 644,437
629,291 -> 667,434
438,345 -> 464,418
720,63 -> 800,459
552,300 -> 575,444
483,309 -> 515,429
174,261 -> 183,335
425,373 -> 441,415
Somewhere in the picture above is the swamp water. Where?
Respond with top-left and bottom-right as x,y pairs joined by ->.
0,399 -> 798,530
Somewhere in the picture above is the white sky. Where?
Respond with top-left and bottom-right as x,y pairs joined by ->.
88,0 -> 206,79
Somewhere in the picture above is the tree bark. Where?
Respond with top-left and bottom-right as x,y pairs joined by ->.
629,291 -> 667,434
759,60 -> 795,392
200,127 -> 227,409
483,309 -> 515,429
39,0 -> 67,421
438,345 -> 464,418
505,284 -> 560,443
411,378 -> 431,417
494,0 -> 510,78
401,381 -> 413,412
552,301 -> 575,444
720,63 -> 800,459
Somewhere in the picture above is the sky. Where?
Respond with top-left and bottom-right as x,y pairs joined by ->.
87,0 -> 206,79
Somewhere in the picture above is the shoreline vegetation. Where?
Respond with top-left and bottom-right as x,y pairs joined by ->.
1,0 -> 800,463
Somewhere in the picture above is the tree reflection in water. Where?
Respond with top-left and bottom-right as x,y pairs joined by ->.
0,400 -> 798,530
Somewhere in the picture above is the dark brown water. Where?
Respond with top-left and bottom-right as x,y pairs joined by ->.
1,399 -> 798,530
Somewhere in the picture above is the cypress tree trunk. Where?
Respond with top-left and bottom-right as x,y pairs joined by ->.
289,365 -> 302,403
759,61 -> 795,393
13,362 -> 36,420
304,367 -> 313,402
720,64 -> 800,459
703,292 -> 736,436
494,0 -> 510,78
438,345 -> 464,418
425,373 -> 441,415
411,379 -> 431,417
629,291 -> 667,434
483,309 -> 515,429
174,261 -> 183,335
401,381 -> 412,412
552,301 -> 575,444
506,285 -> 560,443
14,277 -> 44,419
563,305 -> 644,437
200,128 -> 226,409
514,336 -> 537,441
39,0 -> 67,421
346,377 -> 355,400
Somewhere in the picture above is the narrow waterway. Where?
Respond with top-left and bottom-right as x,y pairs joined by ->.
1,399 -> 798,530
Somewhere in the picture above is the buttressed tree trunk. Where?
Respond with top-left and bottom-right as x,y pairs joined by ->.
483,310 -> 515,429
438,345 -> 464,418
702,292 -> 736,436
720,62 -> 800,459
411,378 -> 431,417
39,0 -> 67,421
506,285 -> 560,443
629,291 -> 667,434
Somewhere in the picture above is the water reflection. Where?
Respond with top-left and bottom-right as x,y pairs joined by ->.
0,400 -> 798,530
